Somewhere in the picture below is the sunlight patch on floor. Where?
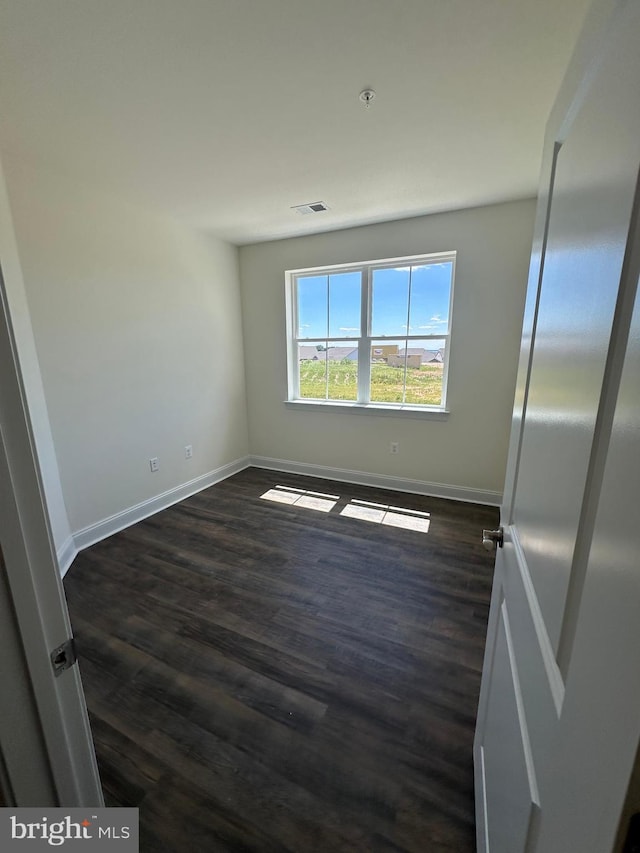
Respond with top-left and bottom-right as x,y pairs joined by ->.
260,486 -> 430,531
260,485 -> 340,513
341,499 -> 431,533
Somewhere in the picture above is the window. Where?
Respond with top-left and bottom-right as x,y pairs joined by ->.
286,252 -> 455,412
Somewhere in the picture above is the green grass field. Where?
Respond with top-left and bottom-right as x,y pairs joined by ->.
299,360 -> 443,405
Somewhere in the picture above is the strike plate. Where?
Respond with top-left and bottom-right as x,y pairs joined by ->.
50,638 -> 77,677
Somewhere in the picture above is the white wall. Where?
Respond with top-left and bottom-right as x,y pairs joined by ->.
3,158 -> 249,537
239,199 -> 535,500
0,154 -> 72,556
0,152 -> 102,806
1,158 -> 532,546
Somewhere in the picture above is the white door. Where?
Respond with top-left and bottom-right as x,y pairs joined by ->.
474,1 -> 640,851
0,158 -> 102,805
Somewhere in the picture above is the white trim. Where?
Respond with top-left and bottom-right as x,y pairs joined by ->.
249,455 -> 501,506
63,454 -> 497,579
66,455 -> 498,576
56,535 -> 77,579
283,400 -> 450,420
286,250 -> 457,277
72,456 -> 250,553
287,251 -> 455,410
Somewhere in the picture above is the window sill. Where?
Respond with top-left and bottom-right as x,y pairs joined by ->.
284,400 -> 450,420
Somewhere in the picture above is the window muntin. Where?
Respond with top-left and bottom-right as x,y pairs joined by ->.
297,271 -> 361,339
369,338 -> 447,406
288,253 -> 454,410
297,344 -> 359,402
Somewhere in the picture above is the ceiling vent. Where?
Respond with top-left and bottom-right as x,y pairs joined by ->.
291,201 -> 329,215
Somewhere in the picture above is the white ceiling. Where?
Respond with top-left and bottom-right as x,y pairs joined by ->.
0,0 -> 591,245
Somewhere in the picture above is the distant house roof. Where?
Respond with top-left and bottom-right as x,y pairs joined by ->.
399,348 -> 443,363
298,345 -> 323,360
327,346 -> 358,361
298,345 -> 358,361
299,346 -> 441,363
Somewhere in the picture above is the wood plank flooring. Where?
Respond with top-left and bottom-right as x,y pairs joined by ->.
64,467 -> 499,852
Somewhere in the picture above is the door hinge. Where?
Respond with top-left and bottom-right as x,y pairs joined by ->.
50,638 -> 77,677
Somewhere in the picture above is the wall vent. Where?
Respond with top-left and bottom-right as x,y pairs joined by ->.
291,201 -> 329,215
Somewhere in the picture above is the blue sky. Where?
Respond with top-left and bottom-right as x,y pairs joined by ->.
297,262 -> 452,347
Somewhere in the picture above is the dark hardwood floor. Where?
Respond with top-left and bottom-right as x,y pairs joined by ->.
64,467 -> 499,852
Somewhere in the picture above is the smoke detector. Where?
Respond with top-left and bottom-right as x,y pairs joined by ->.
291,201 -> 330,215
359,89 -> 376,108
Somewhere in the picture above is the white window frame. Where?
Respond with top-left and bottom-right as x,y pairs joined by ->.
285,251 -> 455,417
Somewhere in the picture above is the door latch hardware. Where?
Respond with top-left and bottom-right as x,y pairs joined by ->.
482,527 -> 504,551
50,638 -> 77,677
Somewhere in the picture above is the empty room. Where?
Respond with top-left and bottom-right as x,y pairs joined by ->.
1,1 -> 640,852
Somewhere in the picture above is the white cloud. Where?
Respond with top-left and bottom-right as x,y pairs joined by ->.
339,326 -> 359,332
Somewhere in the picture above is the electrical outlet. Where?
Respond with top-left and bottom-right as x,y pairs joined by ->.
185,445 -> 193,459
390,441 -> 399,454
149,457 -> 159,472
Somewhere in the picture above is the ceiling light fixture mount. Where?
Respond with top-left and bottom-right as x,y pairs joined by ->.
359,88 -> 376,108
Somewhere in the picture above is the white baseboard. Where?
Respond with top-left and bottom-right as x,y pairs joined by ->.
249,455 -> 502,506
62,453 -> 498,577
57,535 -> 77,579
71,456 -> 250,557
